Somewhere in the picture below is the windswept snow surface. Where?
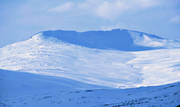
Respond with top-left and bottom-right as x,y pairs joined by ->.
0,69 -> 180,107
0,29 -> 180,107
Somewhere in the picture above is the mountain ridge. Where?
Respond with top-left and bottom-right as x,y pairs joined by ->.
30,29 -> 180,51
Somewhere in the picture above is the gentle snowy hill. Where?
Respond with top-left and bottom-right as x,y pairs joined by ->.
0,69 -> 179,107
0,69 -> 106,96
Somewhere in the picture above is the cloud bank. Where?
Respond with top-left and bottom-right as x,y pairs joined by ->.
49,0 -> 160,19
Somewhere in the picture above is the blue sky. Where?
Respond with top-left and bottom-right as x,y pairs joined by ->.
0,0 -> 180,47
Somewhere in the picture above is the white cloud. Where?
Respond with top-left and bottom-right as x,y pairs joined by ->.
170,15 -> 180,24
48,0 -> 160,19
137,0 -> 159,8
48,2 -> 74,13
95,1 -> 130,19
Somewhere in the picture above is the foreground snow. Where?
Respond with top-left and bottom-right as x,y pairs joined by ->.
0,69 -> 179,107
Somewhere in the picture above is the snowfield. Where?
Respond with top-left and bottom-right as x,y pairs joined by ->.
0,29 -> 180,107
0,69 -> 180,107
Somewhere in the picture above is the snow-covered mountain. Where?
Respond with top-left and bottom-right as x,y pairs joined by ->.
0,29 -> 180,88
0,29 -> 180,107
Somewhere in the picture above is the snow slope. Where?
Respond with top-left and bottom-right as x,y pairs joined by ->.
0,69 -> 180,107
0,29 -> 180,88
0,29 -> 180,107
